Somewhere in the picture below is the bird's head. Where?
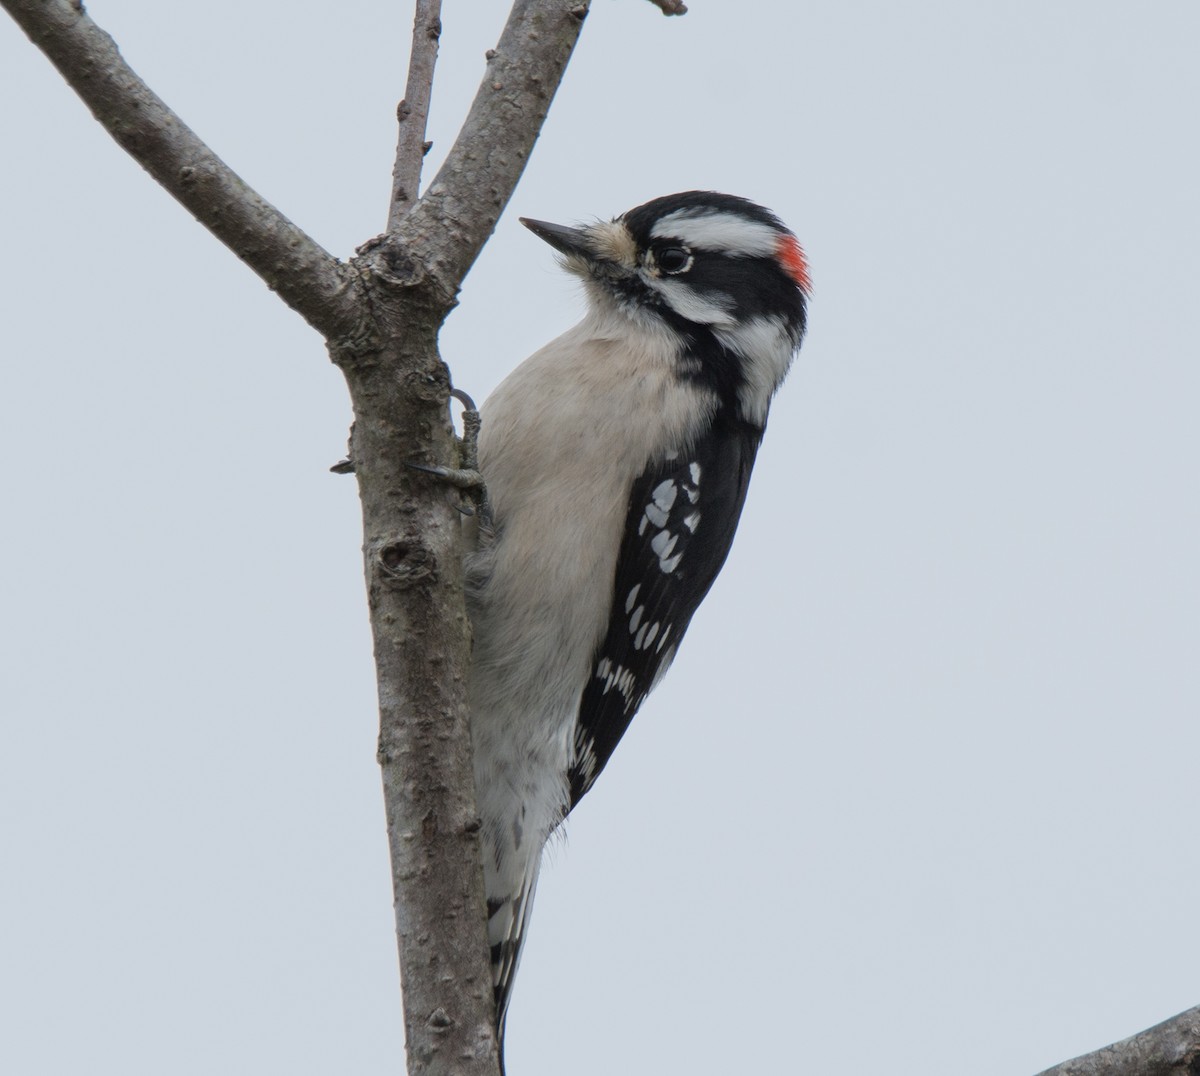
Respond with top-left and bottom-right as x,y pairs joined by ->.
521,191 -> 810,424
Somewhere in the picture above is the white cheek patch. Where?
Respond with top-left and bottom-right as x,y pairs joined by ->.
714,314 -> 797,424
649,210 -> 780,258
644,276 -> 736,326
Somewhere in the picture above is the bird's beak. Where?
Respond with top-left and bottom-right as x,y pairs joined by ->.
520,217 -> 592,259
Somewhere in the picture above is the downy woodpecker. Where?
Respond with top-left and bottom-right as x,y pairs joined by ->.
465,191 -> 810,1056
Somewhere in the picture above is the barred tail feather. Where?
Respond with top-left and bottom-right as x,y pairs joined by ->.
487,855 -> 542,1059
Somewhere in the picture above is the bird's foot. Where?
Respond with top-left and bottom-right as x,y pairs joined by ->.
405,388 -> 488,517
405,459 -> 484,490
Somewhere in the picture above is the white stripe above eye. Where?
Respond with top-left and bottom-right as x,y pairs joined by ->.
649,210 -> 780,258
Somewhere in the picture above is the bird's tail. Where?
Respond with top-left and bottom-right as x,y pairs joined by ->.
486,851 -> 543,1068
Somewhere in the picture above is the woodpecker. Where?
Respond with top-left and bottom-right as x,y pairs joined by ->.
464,191 -> 810,1059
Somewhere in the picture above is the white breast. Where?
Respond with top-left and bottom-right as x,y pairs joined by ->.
466,306 -> 716,830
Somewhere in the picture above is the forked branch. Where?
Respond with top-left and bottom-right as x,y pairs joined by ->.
394,0 -> 592,295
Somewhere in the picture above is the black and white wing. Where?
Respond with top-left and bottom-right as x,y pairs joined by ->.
568,414 -> 764,807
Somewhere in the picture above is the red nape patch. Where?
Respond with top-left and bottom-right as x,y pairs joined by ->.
775,233 -> 812,295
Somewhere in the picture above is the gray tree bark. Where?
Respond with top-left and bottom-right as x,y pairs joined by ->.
2,2 -> 1195,1076
1035,1007 -> 1200,1076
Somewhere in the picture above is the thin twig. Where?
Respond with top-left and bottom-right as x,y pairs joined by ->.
395,0 -> 592,297
388,0 -> 442,230
0,0 -> 364,345
1034,1005 -> 1200,1076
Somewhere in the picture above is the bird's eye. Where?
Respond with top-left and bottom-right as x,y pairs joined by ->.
656,247 -> 691,274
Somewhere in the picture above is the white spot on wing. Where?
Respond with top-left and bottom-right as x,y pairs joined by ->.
650,530 -> 675,558
629,605 -> 644,632
595,658 -> 639,711
649,645 -> 677,690
644,502 -> 669,528
683,511 -> 701,532
573,724 -> 599,788
625,585 -> 641,614
689,462 -> 701,484
651,480 -> 678,510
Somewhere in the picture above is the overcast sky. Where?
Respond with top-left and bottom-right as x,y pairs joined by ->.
2,2 -> 1198,1074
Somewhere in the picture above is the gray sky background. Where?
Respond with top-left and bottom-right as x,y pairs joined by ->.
2,2 -> 1198,1074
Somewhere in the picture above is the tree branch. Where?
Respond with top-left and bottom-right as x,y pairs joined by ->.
1035,1006 -> 1200,1076
395,0 -> 591,298
0,0 -> 364,345
389,0 -> 442,230
332,8 -> 596,1072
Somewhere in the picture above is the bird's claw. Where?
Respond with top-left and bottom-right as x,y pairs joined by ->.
405,461 -> 486,516
405,388 -> 488,517
405,460 -> 485,490
450,388 -> 478,413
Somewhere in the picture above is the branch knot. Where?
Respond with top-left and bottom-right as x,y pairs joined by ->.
378,539 -> 437,589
